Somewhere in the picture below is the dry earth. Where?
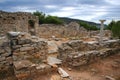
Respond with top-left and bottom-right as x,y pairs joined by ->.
32,52 -> 120,80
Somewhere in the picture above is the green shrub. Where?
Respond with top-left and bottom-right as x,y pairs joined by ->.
111,21 -> 120,38
33,11 -> 63,24
79,21 -> 99,30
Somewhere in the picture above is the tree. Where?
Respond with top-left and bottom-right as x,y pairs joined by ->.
106,20 -> 115,30
33,11 -> 45,24
33,11 -> 63,24
112,21 -> 120,38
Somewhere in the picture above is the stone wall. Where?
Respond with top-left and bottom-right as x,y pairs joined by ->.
38,23 -> 88,38
0,37 -> 16,79
58,40 -> 120,67
38,23 -> 111,38
0,11 -> 39,36
0,32 -> 48,80
8,32 -> 48,78
0,11 -> 111,38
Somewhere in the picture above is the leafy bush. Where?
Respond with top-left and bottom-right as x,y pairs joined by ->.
111,21 -> 120,38
105,20 -> 115,30
79,21 -> 99,30
33,11 -> 63,24
45,15 -> 63,24
33,11 -> 45,24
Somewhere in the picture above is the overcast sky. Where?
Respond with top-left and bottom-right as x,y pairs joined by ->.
0,0 -> 120,23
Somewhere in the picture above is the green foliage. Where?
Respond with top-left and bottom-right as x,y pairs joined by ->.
111,21 -> 120,38
33,11 -> 63,24
105,20 -> 115,30
79,21 -> 99,30
33,11 -> 45,24
45,15 -> 63,24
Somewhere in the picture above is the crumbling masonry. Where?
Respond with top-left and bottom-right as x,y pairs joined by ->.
0,11 -> 39,36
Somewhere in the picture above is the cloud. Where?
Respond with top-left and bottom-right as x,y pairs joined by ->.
48,11 -> 75,17
61,7 -> 75,11
105,0 -> 120,5
11,6 -> 36,12
0,0 -> 120,23
44,5 -> 58,9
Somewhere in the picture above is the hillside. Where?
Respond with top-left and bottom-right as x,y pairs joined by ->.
59,17 -> 101,28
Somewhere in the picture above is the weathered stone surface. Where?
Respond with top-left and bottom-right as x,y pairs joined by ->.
14,60 -> 33,70
8,32 -> 21,37
104,39 -> 120,48
36,64 -> 51,70
58,67 -> 69,78
6,56 -> 13,65
0,47 -> 5,54
1,52 -> 12,57
68,40 -> 83,51
105,76 -> 115,80
18,39 -> 32,45
47,56 -> 62,66
12,45 -> 21,50
58,39 -> 120,67
48,41 -> 58,54
20,46 -> 34,52
0,56 -> 5,62
0,30 -> 119,80
0,11 -> 39,36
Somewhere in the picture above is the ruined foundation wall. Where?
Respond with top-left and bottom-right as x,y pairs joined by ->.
0,11 -> 39,36
58,40 -> 120,67
38,23 -> 111,38
0,37 -> 16,79
0,32 -> 48,80
38,23 -> 88,38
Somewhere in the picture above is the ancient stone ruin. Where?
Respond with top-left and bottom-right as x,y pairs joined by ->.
0,11 -> 39,36
58,40 -> 120,67
0,11 -> 120,80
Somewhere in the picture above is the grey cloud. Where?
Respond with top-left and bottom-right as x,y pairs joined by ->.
0,0 -> 119,23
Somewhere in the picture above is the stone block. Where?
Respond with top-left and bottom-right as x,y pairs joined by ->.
18,39 -> 31,45
1,52 -> 12,57
6,57 -> 13,64
0,48 -> 5,54
0,56 -> 5,62
20,46 -> 34,52
12,45 -> 21,50
22,44 -> 31,47
14,60 -> 33,70
13,55 -> 17,61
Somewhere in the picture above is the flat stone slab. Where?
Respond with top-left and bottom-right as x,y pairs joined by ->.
48,41 -> 58,54
13,60 -> 33,70
36,64 -> 51,70
8,32 -> 21,37
58,67 -> 69,78
47,56 -> 62,66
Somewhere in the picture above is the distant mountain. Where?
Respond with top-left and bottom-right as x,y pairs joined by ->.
59,17 -> 101,28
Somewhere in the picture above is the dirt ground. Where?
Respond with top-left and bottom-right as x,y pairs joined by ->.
33,53 -> 120,80
63,53 -> 120,80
